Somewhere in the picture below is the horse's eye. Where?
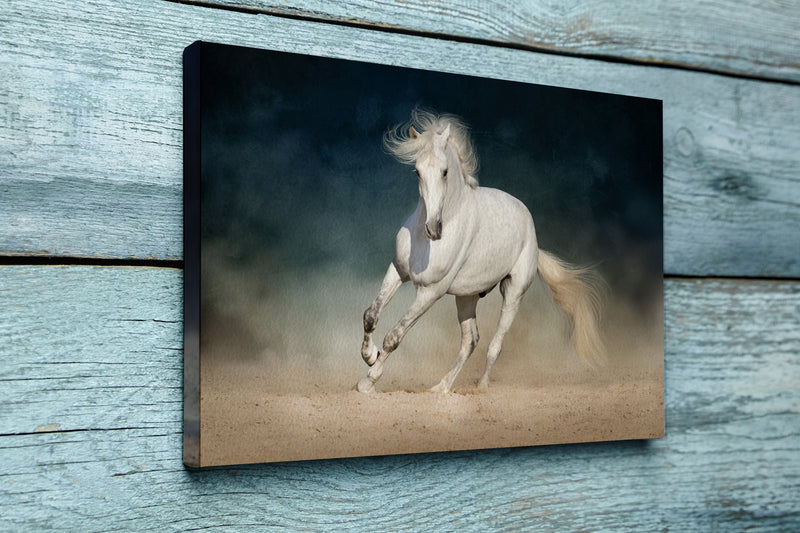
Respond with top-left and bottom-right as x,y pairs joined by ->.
443,168 -> 448,179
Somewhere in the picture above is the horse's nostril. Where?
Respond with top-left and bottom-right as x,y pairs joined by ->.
426,221 -> 442,240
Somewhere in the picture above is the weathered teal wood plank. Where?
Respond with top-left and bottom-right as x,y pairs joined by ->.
0,178 -> 182,261
1,266 -> 798,530
1,0 -> 799,276
0,266 -> 183,434
2,430 -> 797,531
185,0 -> 800,83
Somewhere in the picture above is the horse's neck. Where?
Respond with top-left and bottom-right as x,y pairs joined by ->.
442,144 -> 471,219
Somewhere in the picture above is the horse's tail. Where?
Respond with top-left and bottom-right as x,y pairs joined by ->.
537,250 -> 605,366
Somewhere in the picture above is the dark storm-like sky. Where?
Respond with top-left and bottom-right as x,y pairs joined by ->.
198,42 -> 662,299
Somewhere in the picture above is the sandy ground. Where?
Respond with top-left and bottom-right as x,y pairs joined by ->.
197,264 -> 664,466
199,330 -> 663,465
201,377 -> 663,466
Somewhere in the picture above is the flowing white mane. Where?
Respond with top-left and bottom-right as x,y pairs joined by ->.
383,109 -> 479,189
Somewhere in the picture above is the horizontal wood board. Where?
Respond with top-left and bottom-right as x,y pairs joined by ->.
1,0 -> 799,276
3,0 -> 800,530
184,0 -> 800,82
1,265 -> 798,530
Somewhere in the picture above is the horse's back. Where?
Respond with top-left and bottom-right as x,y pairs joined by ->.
473,187 -> 536,245
476,186 -> 533,221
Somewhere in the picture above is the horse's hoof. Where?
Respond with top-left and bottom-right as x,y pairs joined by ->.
362,344 -> 379,366
357,376 -> 376,393
476,380 -> 489,393
429,381 -> 450,394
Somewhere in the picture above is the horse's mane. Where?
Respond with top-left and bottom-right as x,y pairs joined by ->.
383,109 -> 479,189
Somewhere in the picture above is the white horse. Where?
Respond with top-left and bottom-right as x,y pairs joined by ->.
358,110 -> 604,394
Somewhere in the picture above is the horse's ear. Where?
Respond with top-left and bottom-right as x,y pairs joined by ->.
409,126 -> 420,139
434,124 -> 450,148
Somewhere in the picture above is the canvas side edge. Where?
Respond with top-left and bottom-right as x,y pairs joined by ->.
182,40 -> 203,468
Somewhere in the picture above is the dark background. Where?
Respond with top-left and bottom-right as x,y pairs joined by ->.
199,42 -> 662,312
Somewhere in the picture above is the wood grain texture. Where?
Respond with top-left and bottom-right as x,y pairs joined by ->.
1,0 -> 799,276
184,0 -> 800,83
1,265 -> 798,530
3,1 -> 798,530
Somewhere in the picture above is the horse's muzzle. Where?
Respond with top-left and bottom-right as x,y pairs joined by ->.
425,219 -> 443,241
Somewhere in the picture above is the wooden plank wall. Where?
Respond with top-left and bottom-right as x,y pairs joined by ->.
1,1 -> 798,530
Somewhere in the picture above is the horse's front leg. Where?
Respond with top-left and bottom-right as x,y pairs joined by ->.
357,284 -> 444,393
362,262 -> 404,366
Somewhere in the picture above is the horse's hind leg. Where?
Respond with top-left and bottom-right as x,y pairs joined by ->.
477,276 -> 528,392
362,262 -> 404,366
430,295 -> 479,393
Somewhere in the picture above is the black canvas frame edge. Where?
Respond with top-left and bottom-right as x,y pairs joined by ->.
183,40 -> 203,468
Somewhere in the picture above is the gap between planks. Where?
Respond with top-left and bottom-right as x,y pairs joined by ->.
164,0 -> 800,86
0,256 -> 183,269
1,259 -> 797,283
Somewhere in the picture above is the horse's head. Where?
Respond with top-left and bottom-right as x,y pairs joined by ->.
383,110 -> 480,241
412,124 -> 451,241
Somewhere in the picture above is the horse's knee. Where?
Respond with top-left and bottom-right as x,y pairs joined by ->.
363,306 -> 378,333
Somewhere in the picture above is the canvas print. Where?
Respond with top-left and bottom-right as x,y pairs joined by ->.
184,41 -> 664,467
